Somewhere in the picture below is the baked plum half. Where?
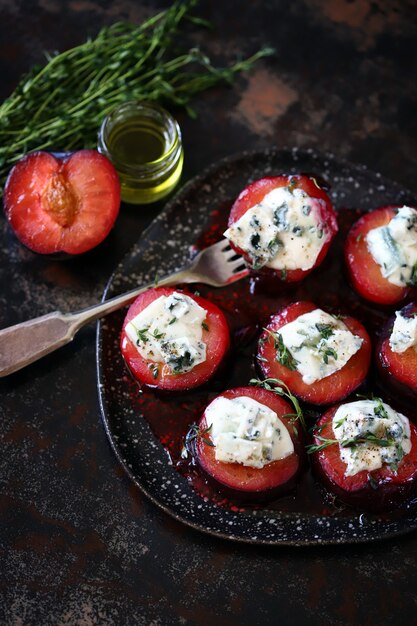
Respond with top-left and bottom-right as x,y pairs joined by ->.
3,150 -> 120,255
224,174 -> 338,282
377,302 -> 417,398
345,205 -> 417,305
310,399 -> 417,511
256,301 -> 371,405
194,386 -> 304,502
120,287 -> 230,391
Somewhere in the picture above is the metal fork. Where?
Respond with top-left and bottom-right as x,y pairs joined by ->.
0,240 -> 248,377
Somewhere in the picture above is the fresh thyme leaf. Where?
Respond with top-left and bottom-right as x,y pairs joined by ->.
202,321 -> 209,331
249,377 -> 306,432
168,317 -> 177,325
0,0 -> 273,191
152,364 -> 159,379
288,177 -> 297,190
321,347 -> 338,365
356,234 -> 363,242
374,397 -> 389,419
315,323 -> 335,340
263,329 -> 298,371
333,415 -> 347,429
368,474 -> 378,490
281,268 -> 288,281
306,436 -> 338,454
361,433 -> 396,447
276,332 -> 298,370
136,327 -> 149,344
356,392 -> 375,401
151,328 -> 165,340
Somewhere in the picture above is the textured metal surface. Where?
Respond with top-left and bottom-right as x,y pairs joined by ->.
2,0 -> 417,624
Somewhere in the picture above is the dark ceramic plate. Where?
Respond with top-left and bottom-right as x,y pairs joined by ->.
97,148 -> 417,545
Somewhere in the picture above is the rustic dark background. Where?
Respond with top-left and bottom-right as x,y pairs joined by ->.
1,1 -> 417,624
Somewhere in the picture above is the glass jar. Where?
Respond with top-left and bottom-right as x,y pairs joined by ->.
98,101 -> 184,205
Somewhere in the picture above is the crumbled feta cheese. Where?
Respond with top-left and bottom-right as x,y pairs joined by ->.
277,308 -> 363,384
125,292 -> 206,373
224,186 -> 331,271
389,310 -> 417,353
366,206 -> 417,287
332,400 -> 411,476
204,396 -> 294,468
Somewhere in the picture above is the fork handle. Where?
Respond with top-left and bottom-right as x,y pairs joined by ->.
0,269 -> 189,377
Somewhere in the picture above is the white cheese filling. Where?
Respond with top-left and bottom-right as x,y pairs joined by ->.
204,396 -> 294,469
277,308 -> 363,384
125,292 -> 207,374
366,206 -> 417,287
332,400 -> 411,477
223,186 -> 330,271
389,310 -> 417,354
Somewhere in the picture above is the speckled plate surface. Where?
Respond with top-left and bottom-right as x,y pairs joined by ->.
97,148 -> 417,545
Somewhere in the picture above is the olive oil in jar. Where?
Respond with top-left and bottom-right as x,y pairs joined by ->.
98,101 -> 183,205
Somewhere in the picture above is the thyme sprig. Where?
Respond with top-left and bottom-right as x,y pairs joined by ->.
307,431 -> 397,454
135,326 -> 165,344
0,0 -> 273,189
187,423 -> 214,447
355,393 -> 390,419
249,377 -> 306,433
263,328 -> 298,371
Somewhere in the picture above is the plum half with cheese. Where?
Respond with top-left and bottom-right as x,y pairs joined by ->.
256,301 -> 371,405
223,174 -> 338,282
377,302 -> 417,398
310,399 -> 417,511
345,205 -> 417,305
120,287 -> 230,391
194,386 -> 304,501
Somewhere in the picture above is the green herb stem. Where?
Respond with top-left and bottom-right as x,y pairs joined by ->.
249,377 -> 306,433
307,431 -> 397,454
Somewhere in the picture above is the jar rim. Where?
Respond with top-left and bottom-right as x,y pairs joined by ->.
98,100 -> 182,176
